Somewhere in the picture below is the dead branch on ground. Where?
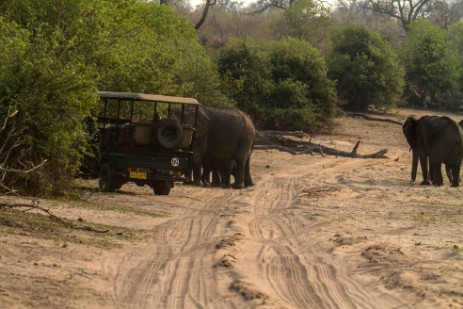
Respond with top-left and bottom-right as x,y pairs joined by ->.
254,130 -> 388,159
346,112 -> 403,125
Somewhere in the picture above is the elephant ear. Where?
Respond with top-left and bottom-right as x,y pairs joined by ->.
403,116 -> 418,149
195,107 -> 211,138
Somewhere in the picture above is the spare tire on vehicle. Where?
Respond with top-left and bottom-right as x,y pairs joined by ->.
153,119 -> 183,149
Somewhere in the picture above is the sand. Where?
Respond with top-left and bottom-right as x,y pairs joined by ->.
0,108 -> 462,309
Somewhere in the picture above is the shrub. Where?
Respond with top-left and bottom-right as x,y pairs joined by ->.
218,37 -> 338,131
328,25 -> 405,111
400,20 -> 461,110
0,1 -> 228,195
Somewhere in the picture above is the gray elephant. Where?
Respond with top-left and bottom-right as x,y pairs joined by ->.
201,154 -> 237,188
188,106 -> 255,189
402,115 -> 463,187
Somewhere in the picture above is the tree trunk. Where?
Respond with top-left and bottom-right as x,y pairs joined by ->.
195,0 -> 213,30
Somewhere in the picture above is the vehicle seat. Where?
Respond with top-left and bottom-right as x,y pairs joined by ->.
179,124 -> 195,148
132,123 -> 153,145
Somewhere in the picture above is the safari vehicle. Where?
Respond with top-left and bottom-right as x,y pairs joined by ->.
85,91 -> 199,195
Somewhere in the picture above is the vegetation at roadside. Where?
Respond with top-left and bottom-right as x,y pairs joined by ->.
218,37 -> 338,131
328,25 -> 405,111
0,207 -> 143,248
64,199 -> 168,219
1,0 -> 463,195
401,20 -> 462,110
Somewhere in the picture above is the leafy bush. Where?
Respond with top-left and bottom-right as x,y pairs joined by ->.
328,25 -> 405,111
0,1 -> 228,195
218,37 -> 338,131
400,20 -> 461,110
218,38 -> 272,115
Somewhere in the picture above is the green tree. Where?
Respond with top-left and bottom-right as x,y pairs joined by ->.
0,0 -> 228,194
449,22 -> 463,103
219,37 -> 338,131
401,20 -> 461,109
328,25 -> 405,111
272,0 -> 334,50
218,38 -> 272,116
262,38 -> 338,130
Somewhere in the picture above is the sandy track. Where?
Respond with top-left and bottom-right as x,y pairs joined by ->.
1,109 -> 462,308
98,154 -> 427,309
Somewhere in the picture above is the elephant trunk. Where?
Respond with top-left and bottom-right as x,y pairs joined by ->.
411,148 -> 418,182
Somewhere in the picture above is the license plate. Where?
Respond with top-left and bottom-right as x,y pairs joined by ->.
130,171 -> 147,179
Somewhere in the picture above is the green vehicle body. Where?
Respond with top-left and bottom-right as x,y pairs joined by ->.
83,91 -> 199,195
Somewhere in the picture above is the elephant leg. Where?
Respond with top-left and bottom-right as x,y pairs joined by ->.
431,162 -> 444,186
232,160 -> 245,189
419,155 -> 431,185
244,156 -> 253,187
445,164 -> 453,185
450,164 -> 461,187
429,160 -> 435,184
201,164 -> 212,187
219,168 -> 232,188
211,168 -> 222,187
192,162 -> 202,186
220,160 -> 236,189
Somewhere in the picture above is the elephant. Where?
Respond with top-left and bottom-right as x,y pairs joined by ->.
201,154 -> 237,188
402,115 -> 463,187
185,106 -> 256,189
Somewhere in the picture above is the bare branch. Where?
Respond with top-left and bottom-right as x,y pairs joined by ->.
0,159 -> 47,174
0,108 -> 46,187
351,141 -> 360,154
195,0 -> 217,30
363,0 -> 435,30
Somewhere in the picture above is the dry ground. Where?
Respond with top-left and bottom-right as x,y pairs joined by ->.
1,108 -> 463,309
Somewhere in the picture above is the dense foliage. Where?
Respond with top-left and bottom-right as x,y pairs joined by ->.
328,25 -> 405,111
218,37 -> 338,131
2,0 -> 463,195
0,0 -> 226,194
401,20 -> 462,110
449,23 -> 463,102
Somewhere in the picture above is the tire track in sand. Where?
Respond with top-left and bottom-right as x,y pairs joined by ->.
105,156 -> 412,308
107,187 -> 242,309
230,157 -> 409,308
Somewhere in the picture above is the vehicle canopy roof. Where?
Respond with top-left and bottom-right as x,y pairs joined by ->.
97,91 -> 200,105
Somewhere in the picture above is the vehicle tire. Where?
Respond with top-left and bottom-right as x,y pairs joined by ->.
99,163 -> 116,192
153,119 -> 183,149
152,181 -> 172,195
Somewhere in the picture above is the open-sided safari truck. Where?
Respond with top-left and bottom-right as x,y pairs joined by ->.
84,91 -> 199,195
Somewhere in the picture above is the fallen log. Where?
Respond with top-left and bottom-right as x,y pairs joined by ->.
254,143 -> 388,159
346,112 -> 403,125
255,131 -> 389,159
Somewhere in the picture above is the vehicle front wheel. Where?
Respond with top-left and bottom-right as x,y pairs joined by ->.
152,181 -> 172,195
99,163 -> 116,192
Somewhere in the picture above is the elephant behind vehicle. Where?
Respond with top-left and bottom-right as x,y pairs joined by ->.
185,106 -> 256,189
201,155 -> 237,188
402,115 -> 463,187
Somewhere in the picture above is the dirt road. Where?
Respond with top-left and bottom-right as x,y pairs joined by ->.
1,109 -> 462,308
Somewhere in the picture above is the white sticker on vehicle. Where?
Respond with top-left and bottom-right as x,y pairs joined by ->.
171,158 -> 180,167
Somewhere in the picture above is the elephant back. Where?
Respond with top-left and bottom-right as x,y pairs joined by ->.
203,107 -> 255,153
